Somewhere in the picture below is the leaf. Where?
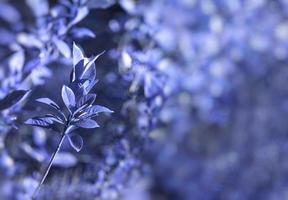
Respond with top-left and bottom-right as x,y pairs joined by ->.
36,98 -> 60,110
54,38 -> 71,58
74,59 -> 86,81
0,2 -> 21,24
81,52 -> 104,80
62,85 -> 76,111
67,134 -> 83,152
120,51 -> 132,72
74,118 -> 99,128
76,94 -> 96,108
44,114 -> 64,124
26,0 -> 49,17
9,51 -> 25,74
71,27 -> 96,39
73,42 -> 84,67
0,90 -> 29,110
25,117 -> 60,132
53,152 -> 77,168
69,79 -> 89,99
81,105 -> 113,118
83,79 -> 98,95
17,33 -> 43,48
68,6 -> 89,27
86,0 -> 116,9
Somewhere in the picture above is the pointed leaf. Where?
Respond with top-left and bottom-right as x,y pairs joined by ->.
67,134 -> 83,152
74,118 -> 99,129
62,85 -> 76,110
81,53 -> 103,80
81,105 -> 113,118
0,90 -> 29,110
76,94 -> 96,108
73,42 -> 84,67
36,98 -> 60,110
69,6 -> 89,27
71,27 -> 96,39
25,117 -> 60,132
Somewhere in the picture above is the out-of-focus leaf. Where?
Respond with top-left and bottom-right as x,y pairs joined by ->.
21,143 -> 47,162
86,0 -> 116,9
0,3 -> 20,24
17,33 -> 43,48
54,38 -> 71,58
9,51 -> 25,74
69,6 -> 89,27
74,118 -> 99,128
120,51 -> 132,73
26,0 -> 49,17
53,152 -> 77,168
0,90 -> 29,110
29,65 -> 52,85
62,85 -> 76,110
67,134 -> 83,152
71,27 -> 96,39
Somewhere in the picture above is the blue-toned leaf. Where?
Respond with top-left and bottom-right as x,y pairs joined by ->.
54,38 -> 71,58
67,134 -> 83,152
36,98 -> 60,110
74,59 -> 86,81
144,73 -> 165,98
76,94 -> 96,108
84,79 -> 98,95
80,52 -> 103,81
21,143 -> 47,162
9,51 -> 25,73
87,0 -> 116,9
82,62 -> 96,81
0,90 -> 29,110
25,117 -> 60,132
17,33 -> 43,48
62,85 -> 76,110
53,152 -> 77,168
26,0 -> 49,17
74,118 -> 99,128
71,27 -> 96,39
44,114 -> 64,124
69,6 -> 89,27
69,79 -> 87,99
73,42 -> 84,67
81,105 -> 113,118
0,3 -> 20,24
29,66 -> 52,86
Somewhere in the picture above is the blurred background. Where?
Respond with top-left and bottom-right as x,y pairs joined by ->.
1,0 -> 288,199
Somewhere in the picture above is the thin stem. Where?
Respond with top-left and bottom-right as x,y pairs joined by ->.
31,133 -> 66,199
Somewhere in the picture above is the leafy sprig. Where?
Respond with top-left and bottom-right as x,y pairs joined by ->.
25,42 -> 113,199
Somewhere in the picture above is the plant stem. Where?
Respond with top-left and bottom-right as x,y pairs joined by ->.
31,133 -> 66,199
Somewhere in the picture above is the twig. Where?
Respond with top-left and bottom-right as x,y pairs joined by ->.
31,133 -> 66,199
